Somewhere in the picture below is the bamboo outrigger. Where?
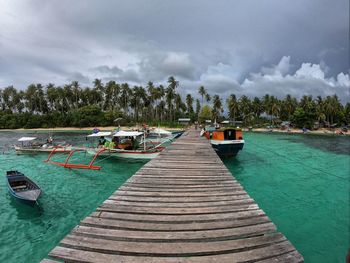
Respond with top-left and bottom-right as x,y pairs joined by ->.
45,147 -> 108,170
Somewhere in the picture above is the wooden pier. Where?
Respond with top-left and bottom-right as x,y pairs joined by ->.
42,129 -> 303,262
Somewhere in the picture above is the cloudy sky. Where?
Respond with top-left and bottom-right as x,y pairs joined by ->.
0,0 -> 349,101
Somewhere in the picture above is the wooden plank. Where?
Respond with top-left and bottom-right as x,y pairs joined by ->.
103,198 -> 254,208
124,181 -> 239,187
90,209 -> 266,223
118,186 -> 242,192
49,241 -> 298,263
70,222 -> 276,242
98,202 -> 258,215
80,215 -> 272,231
113,190 -> 248,197
257,250 -> 304,262
108,193 -> 250,203
60,230 -> 282,254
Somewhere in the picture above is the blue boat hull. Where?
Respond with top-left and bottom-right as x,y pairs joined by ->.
211,141 -> 244,157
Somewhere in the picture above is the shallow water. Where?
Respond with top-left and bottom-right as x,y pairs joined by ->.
224,132 -> 350,263
0,131 -> 145,263
0,131 -> 349,262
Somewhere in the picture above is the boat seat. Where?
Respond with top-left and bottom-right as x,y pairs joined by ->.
12,185 -> 27,190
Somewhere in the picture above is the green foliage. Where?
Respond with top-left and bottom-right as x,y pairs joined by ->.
0,79 -> 348,129
199,105 -> 213,123
292,107 -> 308,128
71,105 -> 104,127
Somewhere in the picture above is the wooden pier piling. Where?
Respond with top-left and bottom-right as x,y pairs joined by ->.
42,129 -> 303,262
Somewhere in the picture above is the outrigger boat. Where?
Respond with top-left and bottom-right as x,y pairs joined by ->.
14,137 -> 72,155
6,171 -> 42,206
202,127 -> 244,157
45,130 -> 168,170
86,130 -> 166,160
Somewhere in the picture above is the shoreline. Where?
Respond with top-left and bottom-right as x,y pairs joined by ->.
0,126 -> 183,132
244,127 -> 349,136
0,126 -> 348,137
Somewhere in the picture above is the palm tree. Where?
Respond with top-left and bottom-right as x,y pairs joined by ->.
120,83 -> 131,116
212,95 -> 223,121
167,76 -> 179,122
147,81 -> 156,119
282,94 -> 297,121
167,76 -> 179,91
252,97 -> 262,120
238,95 -> 252,126
92,79 -> 104,107
195,99 -> 201,120
205,93 -> 211,104
198,86 -> 206,106
71,81 -> 81,109
226,94 -> 238,121
186,94 -> 194,114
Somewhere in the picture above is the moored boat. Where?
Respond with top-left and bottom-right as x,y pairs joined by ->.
87,130 -> 165,160
14,137 -> 72,155
204,127 -> 245,157
6,171 -> 41,206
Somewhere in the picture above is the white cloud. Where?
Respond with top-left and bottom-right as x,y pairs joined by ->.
240,57 -> 350,101
295,63 -> 325,80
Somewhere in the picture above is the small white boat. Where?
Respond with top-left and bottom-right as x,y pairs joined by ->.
14,137 -> 72,155
148,128 -> 172,138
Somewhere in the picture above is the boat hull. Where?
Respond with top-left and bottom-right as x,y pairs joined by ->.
14,146 -> 72,155
210,140 -> 245,157
87,149 -> 162,160
6,171 -> 41,206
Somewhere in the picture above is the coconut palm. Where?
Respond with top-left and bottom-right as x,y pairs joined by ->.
186,94 -> 194,114
205,93 -> 211,104
198,86 -> 206,106
212,95 -> 223,121
226,94 -> 238,121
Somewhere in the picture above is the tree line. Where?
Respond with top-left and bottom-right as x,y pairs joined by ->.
0,76 -> 349,129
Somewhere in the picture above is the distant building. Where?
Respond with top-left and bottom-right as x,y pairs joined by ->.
178,118 -> 191,125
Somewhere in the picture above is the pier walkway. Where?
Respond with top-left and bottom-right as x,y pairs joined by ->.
42,129 -> 303,262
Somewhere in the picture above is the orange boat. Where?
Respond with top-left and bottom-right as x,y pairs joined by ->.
203,127 -> 244,157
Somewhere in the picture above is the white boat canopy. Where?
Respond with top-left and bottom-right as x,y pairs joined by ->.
18,137 -> 37,142
87,132 -> 112,137
113,131 -> 143,137
152,128 -> 172,135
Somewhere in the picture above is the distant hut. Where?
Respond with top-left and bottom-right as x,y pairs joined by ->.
178,118 -> 191,126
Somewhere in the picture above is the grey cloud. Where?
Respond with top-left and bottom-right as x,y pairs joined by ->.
117,69 -> 141,83
92,65 -> 123,75
0,0 -> 348,100
66,72 -> 90,84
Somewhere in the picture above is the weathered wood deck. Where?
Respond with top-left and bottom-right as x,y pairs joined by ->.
42,129 -> 303,262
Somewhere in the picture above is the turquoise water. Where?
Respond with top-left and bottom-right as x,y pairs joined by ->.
0,131 -> 349,262
0,132 -> 144,263
224,132 -> 350,263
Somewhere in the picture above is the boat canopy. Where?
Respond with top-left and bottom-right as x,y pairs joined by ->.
18,137 -> 37,142
87,132 -> 112,137
152,128 -> 172,135
113,131 -> 143,137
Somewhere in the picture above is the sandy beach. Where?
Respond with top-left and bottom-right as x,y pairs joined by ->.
246,127 -> 349,136
0,126 -> 183,132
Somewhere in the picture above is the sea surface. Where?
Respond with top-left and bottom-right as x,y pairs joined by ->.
224,132 -> 350,263
0,131 -> 145,263
0,131 -> 349,262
